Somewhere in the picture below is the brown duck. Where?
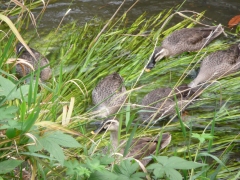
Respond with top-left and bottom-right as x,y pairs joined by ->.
188,44 -> 240,88
140,85 -> 195,122
94,119 -> 171,166
15,42 -> 52,81
92,73 -> 127,118
146,25 -> 224,71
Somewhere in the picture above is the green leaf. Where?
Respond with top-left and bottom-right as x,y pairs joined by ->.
86,158 -> 105,172
192,133 -> 213,144
130,172 -> 147,180
148,164 -> 164,178
0,75 -> 29,101
89,170 -> 118,180
155,156 -> 207,170
7,120 -> 23,130
40,138 -> 65,165
28,134 -> 44,152
65,160 -> 91,177
114,160 -> 145,179
94,154 -> 114,165
0,105 -> 18,121
5,128 -> 18,138
165,168 -> 183,180
148,156 -> 207,179
28,131 -> 81,165
45,131 -> 82,148
0,160 -> 23,174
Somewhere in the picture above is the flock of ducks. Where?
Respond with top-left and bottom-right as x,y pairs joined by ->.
15,24 -> 240,166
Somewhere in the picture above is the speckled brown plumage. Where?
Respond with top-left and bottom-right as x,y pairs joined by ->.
96,120 -> 171,166
188,44 -> 240,88
140,85 -> 193,121
92,73 -> 127,118
146,25 -> 224,70
15,43 -> 52,81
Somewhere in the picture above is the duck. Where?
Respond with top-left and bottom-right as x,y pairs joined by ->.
146,25 -> 224,71
15,42 -> 52,81
140,85 -> 196,122
188,44 -> 240,88
94,119 -> 171,166
92,72 -> 127,118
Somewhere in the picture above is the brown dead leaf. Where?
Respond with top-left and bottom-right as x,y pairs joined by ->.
228,15 -> 240,28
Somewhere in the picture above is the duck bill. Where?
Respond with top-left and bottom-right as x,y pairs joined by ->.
91,121 -> 106,135
145,59 -> 156,72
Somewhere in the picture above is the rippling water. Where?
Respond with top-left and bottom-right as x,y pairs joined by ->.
30,0 -> 240,33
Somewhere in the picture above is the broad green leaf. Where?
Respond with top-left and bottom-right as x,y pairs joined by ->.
153,168 -> 165,178
40,138 -> 65,165
6,128 -> 18,138
154,156 -> 207,170
28,134 -> 44,152
86,158 -> 105,172
94,154 -> 114,165
65,160 -> 91,177
114,160 -> 132,175
89,170 -> 118,180
114,160 -> 143,179
45,131 -> 81,148
28,131 -> 81,155
154,156 -> 168,165
76,166 -> 91,177
27,132 -> 67,165
0,160 -> 23,174
0,75 -> 29,101
147,164 -> 164,178
0,120 -> 23,130
147,163 -> 163,170
115,175 -> 129,180
130,172 -> 146,180
0,105 -> 18,121
165,168 -> 183,180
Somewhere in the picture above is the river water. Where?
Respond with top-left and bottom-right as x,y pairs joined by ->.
32,0 -> 240,33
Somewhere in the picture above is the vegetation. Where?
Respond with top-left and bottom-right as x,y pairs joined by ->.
0,1 -> 240,180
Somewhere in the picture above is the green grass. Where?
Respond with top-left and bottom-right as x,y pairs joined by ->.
0,4 -> 240,180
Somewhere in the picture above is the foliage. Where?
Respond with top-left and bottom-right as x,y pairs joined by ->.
147,156 -> 207,180
0,160 -> 23,174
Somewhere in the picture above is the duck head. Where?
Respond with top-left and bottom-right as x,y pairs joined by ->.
145,47 -> 168,72
15,42 -> 26,55
93,119 -> 119,134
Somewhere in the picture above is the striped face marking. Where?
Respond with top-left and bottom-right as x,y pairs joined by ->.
154,48 -> 165,62
17,44 -> 24,54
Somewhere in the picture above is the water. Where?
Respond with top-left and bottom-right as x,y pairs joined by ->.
31,0 -> 240,33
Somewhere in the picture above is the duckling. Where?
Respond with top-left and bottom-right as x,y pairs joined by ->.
92,72 -> 127,118
188,44 -> 240,88
146,25 -> 224,71
94,119 -> 171,166
140,85 -> 195,121
15,42 -> 52,81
